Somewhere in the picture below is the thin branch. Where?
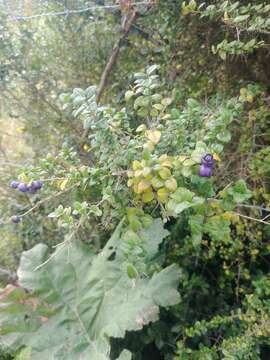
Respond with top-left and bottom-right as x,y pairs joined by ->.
34,218 -> 83,271
237,203 -> 270,213
131,23 -> 165,46
81,7 -> 138,144
224,19 -> 270,36
96,9 -> 137,103
0,182 -> 79,225
233,212 -> 270,226
20,182 -> 80,218
34,242 -> 67,271
1,88 -> 34,116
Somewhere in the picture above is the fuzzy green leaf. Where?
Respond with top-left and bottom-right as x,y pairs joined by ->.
0,220 -> 180,359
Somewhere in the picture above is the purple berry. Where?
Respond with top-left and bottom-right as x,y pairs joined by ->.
18,182 -> 28,192
10,181 -> 19,189
27,180 -> 43,194
11,215 -> 21,224
32,180 -> 43,190
28,183 -> 37,194
201,154 -> 215,168
199,164 -> 213,177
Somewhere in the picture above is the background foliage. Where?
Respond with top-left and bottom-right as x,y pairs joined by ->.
0,0 -> 270,359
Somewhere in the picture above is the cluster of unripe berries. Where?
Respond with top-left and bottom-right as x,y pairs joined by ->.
10,180 -> 43,223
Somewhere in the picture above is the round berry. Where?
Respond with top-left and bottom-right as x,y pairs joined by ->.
18,182 -> 28,192
199,164 -> 213,177
32,180 -> 43,190
10,181 -> 19,189
201,154 -> 215,168
11,215 -> 21,224
28,183 -> 37,194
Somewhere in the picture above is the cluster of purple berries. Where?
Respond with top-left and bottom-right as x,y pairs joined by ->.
199,154 -> 215,177
10,180 -> 43,193
10,180 -> 43,224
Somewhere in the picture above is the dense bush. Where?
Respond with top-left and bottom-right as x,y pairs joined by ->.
0,0 -> 270,359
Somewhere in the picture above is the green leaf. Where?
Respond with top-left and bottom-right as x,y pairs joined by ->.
83,117 -> 92,130
204,216 -> 231,244
0,220 -> 180,360
153,103 -> 164,111
167,200 -> 193,214
139,218 -> 169,259
89,205 -> 103,217
125,90 -> 135,102
15,347 -> 32,360
170,188 -> 194,203
134,96 -> 149,110
217,130 -> 231,143
146,64 -> 159,75
222,180 -> 252,204
127,264 -> 138,279
117,350 -> 132,360
233,14 -> 250,23
189,215 -> 204,247
181,166 -> 192,177
167,188 -> 204,216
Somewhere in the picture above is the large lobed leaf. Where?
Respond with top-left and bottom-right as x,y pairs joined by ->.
0,219 -> 180,359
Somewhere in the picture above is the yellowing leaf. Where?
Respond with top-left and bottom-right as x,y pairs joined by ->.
151,177 -> 164,189
127,170 -> 134,178
136,124 -> 147,133
83,144 -> 90,152
222,212 -> 240,222
142,190 -> 154,203
16,127 -> 25,133
134,170 -> 143,177
165,178 -> 178,192
182,6 -> 190,16
159,154 -> 173,168
59,179 -> 68,191
159,154 -> 169,162
127,179 -> 134,187
246,94 -> 254,103
240,88 -> 247,96
18,173 -> 28,183
143,142 -> 155,152
178,155 -> 188,163
158,167 -> 171,180
213,153 -> 221,162
137,180 -> 151,194
146,130 -> 161,144
132,160 -> 142,171
157,188 -> 169,203
142,167 -> 151,177
133,183 -> 139,194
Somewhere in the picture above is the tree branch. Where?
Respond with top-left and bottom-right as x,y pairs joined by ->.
81,8 -> 137,144
96,9 -> 137,103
